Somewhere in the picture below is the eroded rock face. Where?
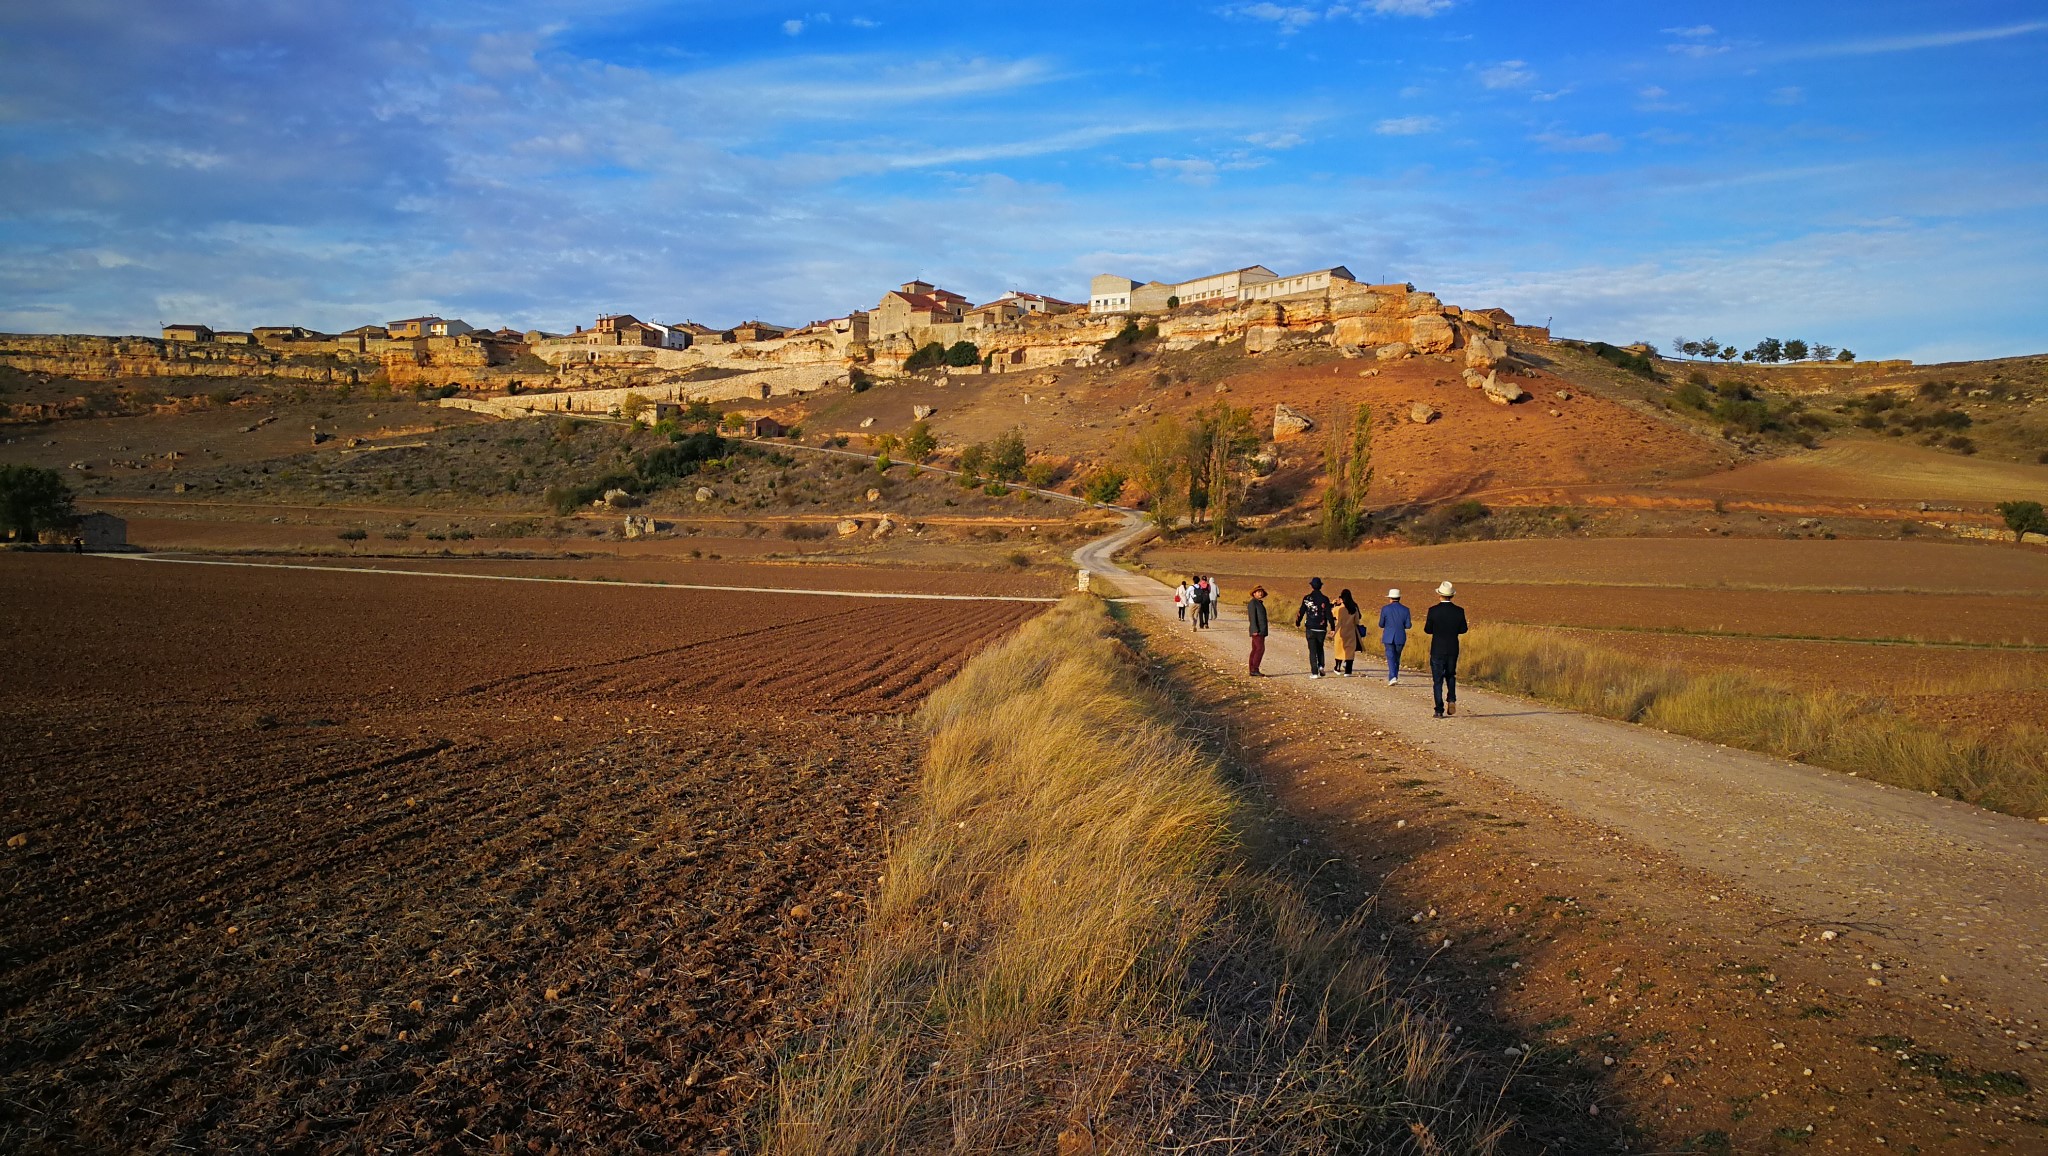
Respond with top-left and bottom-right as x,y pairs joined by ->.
1410,402 -> 1440,424
1273,403 -> 1317,440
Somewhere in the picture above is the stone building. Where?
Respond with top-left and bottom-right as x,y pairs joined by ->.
872,281 -> 967,337
161,324 -> 213,342
730,320 -> 791,343
386,316 -> 473,339
1237,266 -> 1356,303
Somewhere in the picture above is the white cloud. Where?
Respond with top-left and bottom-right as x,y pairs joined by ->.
1228,3 -> 1321,31
1663,24 -> 1716,38
1148,157 -> 1220,185
1375,115 -> 1441,135
1639,86 -> 1668,100
847,16 -> 879,28
1224,0 -> 1448,30
1788,20 -> 2048,59
1532,130 -> 1620,153
782,19 -> 805,35
1245,130 -> 1307,149
1667,42 -> 1729,58
1478,59 -> 1535,89
1360,0 -> 1452,15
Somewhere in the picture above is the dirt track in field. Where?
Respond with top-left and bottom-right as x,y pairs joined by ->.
0,554 -> 1038,1153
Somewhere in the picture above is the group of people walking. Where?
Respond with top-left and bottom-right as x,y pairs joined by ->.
1173,576 -> 1222,629
1239,578 -> 1470,718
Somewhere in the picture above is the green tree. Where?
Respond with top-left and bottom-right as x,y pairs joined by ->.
1121,415 -> 1190,529
1836,349 -> 1856,362
989,428 -> 1028,482
0,465 -> 73,541
903,420 -> 938,461
1997,500 -> 2048,544
943,340 -> 980,367
1082,468 -> 1127,505
1782,339 -> 1810,361
1750,337 -> 1784,363
1319,403 -> 1374,549
1811,344 -> 1836,362
1198,403 -> 1259,542
958,442 -> 988,479
618,392 -> 651,423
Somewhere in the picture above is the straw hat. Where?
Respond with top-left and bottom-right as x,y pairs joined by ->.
1387,588 -> 1401,600
1437,581 -> 1456,598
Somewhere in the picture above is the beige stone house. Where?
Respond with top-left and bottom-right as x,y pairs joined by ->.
873,281 -> 967,337
1237,266 -> 1356,303
161,324 -> 213,342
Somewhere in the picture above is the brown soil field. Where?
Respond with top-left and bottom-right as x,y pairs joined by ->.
1147,536 -> 2048,594
1664,440 -> 2048,506
0,554 -> 1038,1152
141,553 -> 1063,598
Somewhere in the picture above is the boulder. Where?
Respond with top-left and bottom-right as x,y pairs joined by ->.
1357,368 -> 1380,378
859,417 -> 875,428
622,514 -> 658,539
694,486 -> 714,502
1482,372 -> 1529,406
1554,389 -> 1574,401
602,488 -> 637,508
1409,402 -> 1440,425
1273,403 -> 1316,440
872,514 -> 896,539
865,488 -> 881,503
1465,335 -> 1510,371
1462,368 -> 1488,388
836,518 -> 862,536
912,404 -> 936,420
1406,313 -> 1456,353
1375,342 -> 1412,361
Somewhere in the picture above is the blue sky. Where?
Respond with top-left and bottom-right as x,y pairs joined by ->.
1,2 -> 2044,362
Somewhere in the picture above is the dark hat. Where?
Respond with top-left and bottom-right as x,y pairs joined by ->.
1309,576 -> 1323,588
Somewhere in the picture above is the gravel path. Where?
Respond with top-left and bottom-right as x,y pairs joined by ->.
1076,522 -> 2048,1022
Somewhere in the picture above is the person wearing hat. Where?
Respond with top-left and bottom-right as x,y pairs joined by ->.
1377,588 -> 1412,686
1423,580 -> 1469,717
1293,577 -> 1334,678
1245,586 -> 1270,676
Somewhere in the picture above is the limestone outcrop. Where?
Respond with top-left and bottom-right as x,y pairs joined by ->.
1409,402 -> 1440,424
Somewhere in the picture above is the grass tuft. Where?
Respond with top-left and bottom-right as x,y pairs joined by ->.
766,596 -> 1503,1153
1441,624 -> 2048,819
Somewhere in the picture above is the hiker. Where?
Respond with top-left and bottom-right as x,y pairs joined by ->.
1246,586 -> 1269,676
1194,576 -> 1213,629
1174,579 -> 1191,622
1424,581 -> 1469,718
1205,576 -> 1222,628
1294,577 -> 1333,678
1333,589 -> 1362,676
1378,589 -> 1411,686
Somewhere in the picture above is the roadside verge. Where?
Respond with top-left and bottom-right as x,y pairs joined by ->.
764,595 -> 1504,1152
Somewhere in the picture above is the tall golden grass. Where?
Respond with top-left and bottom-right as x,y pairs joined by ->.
1437,625 -> 2048,818
766,596 -> 1502,1153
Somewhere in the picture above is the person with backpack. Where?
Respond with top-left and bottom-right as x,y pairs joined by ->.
1332,589 -> 1362,676
1294,577 -> 1333,678
1194,576 -> 1213,629
1423,581 -> 1469,717
1378,588 -> 1412,685
1246,586 -> 1269,676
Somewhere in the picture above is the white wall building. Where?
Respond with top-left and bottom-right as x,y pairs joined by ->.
1237,266 -> 1357,303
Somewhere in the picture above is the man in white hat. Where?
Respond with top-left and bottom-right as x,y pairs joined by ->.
1377,588 -> 1411,686
1423,581 -> 1468,718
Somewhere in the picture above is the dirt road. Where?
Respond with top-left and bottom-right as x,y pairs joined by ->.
1077,523 -> 2048,1144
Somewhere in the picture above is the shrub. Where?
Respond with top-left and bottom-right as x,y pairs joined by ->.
943,341 -> 980,367
848,367 -> 873,393
780,522 -> 830,540
337,528 -> 368,541
1586,341 -> 1657,377
982,481 -> 1009,497
1022,462 -> 1058,488
1998,500 -> 2048,543
989,429 -> 1027,482
903,342 -> 948,372
1713,398 -> 1772,433
1672,381 -> 1710,410
382,530 -> 410,540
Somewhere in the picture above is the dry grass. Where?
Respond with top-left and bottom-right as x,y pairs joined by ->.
1439,624 -> 2048,819
765,596 -> 1502,1153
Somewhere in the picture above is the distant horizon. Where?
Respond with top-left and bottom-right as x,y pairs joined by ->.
2,2 -> 2044,362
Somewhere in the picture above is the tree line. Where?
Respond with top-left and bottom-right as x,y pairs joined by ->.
1669,336 -> 1856,364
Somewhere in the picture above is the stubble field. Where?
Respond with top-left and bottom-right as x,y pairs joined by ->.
0,554 -> 1038,1152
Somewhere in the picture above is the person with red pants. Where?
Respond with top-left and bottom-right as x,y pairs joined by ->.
1245,586 -> 1270,676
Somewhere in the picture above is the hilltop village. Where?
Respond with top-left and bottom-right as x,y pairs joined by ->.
0,264 -> 1552,418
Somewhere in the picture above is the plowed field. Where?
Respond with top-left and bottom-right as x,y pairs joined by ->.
0,554 -> 1037,1152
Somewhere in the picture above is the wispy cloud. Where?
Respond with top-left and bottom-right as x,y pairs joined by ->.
1532,130 -> 1620,153
783,19 -> 805,35
1477,59 -> 1535,89
1768,86 -> 1804,106
1375,115 -> 1441,135
1222,0 -> 1450,30
1785,20 -> 2048,60
1664,24 -> 1715,38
